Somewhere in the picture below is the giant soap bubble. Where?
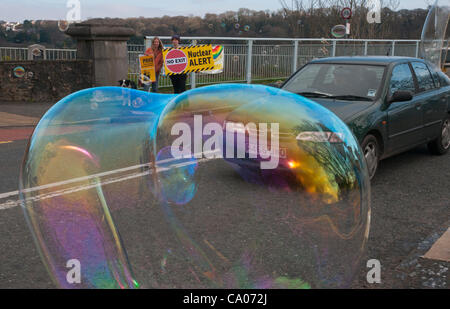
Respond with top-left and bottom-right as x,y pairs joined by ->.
420,0 -> 449,70
331,25 -> 347,38
20,84 -> 370,288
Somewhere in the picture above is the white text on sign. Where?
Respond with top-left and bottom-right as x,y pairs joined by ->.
166,58 -> 187,65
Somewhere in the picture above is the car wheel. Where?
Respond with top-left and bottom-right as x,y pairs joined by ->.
362,135 -> 380,180
428,116 -> 450,155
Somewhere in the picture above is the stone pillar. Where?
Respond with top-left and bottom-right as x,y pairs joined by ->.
66,23 -> 135,87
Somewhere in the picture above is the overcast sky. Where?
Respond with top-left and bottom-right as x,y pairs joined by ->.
1,0 -> 434,22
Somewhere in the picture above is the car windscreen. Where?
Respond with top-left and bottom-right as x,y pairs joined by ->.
282,63 -> 386,101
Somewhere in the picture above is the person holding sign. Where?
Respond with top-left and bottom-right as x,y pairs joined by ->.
169,35 -> 187,94
143,37 -> 164,92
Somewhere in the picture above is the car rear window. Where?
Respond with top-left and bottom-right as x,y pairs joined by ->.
411,62 -> 435,92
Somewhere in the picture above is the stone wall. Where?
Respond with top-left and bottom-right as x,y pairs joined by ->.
0,60 -> 93,102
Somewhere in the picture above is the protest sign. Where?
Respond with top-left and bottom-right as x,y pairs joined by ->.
139,54 -> 156,83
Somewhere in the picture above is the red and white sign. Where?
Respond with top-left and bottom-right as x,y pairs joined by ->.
341,7 -> 352,20
165,49 -> 188,74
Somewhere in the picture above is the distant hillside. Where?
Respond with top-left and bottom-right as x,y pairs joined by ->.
0,7 -> 439,48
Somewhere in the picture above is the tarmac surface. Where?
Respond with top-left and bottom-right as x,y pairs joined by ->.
0,101 -> 448,289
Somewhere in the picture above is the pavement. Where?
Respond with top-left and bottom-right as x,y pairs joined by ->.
0,112 -> 39,128
0,101 -> 448,289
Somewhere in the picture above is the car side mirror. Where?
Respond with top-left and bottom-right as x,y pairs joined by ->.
389,90 -> 413,104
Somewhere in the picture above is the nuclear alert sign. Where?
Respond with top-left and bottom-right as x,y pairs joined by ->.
163,45 -> 215,75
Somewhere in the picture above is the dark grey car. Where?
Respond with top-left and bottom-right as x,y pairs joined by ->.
280,56 -> 450,179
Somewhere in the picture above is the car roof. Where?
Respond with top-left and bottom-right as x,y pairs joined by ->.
309,56 -> 422,65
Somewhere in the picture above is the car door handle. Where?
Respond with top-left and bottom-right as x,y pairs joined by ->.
415,103 -> 422,110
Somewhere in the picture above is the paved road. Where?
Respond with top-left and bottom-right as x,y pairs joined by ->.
0,102 -> 448,288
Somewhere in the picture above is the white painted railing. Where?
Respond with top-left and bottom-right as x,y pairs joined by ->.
0,47 -> 76,61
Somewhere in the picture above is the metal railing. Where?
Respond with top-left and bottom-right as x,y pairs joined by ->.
0,47 -> 77,61
0,47 -> 28,61
2,38 -> 435,89
127,44 -> 145,85
45,49 -> 77,60
137,36 -> 423,89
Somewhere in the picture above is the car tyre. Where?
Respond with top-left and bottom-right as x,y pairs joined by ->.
428,116 -> 450,155
362,134 -> 380,180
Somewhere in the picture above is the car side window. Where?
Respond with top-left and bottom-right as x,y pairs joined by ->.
389,63 -> 416,95
431,71 -> 441,88
411,62 -> 435,92
429,67 -> 441,88
440,72 -> 450,86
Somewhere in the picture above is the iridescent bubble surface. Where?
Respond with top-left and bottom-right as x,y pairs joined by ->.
331,25 -> 347,38
420,0 -> 449,70
20,87 -> 171,288
21,84 -> 370,289
58,20 -> 70,32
